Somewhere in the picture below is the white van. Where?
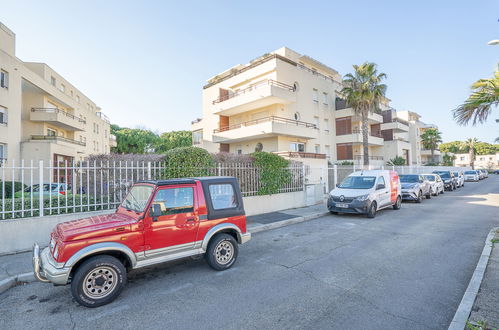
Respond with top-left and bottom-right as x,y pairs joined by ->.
327,170 -> 402,218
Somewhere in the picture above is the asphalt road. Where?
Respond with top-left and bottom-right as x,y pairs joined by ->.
1,176 -> 498,330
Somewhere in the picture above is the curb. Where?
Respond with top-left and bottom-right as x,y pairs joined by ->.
448,227 -> 498,330
249,211 -> 329,234
0,272 -> 35,295
0,211 -> 329,295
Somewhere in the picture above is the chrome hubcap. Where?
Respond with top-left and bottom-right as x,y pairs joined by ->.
215,241 -> 234,265
83,266 -> 118,299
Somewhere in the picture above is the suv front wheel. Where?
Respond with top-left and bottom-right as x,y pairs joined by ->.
71,255 -> 127,308
205,233 -> 239,271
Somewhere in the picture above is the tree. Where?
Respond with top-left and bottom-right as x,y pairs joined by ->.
453,67 -> 499,125
341,62 -> 387,165
111,124 -> 159,154
475,142 -> 498,155
420,128 -> 442,163
460,138 -> 479,169
442,153 -> 456,166
439,141 -> 462,154
386,156 -> 406,166
155,131 -> 192,153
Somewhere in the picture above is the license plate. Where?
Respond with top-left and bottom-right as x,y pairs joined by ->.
336,203 -> 349,208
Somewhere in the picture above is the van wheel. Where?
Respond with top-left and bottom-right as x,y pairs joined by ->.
393,196 -> 402,210
367,202 -> 377,218
205,233 -> 239,271
416,191 -> 423,203
70,255 -> 127,308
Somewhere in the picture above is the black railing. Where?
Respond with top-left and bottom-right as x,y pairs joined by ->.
31,108 -> 86,124
212,80 -> 295,104
213,116 -> 317,133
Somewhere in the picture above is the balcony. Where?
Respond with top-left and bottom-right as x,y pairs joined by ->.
335,107 -> 383,124
421,149 -> 441,156
274,152 -> 326,159
335,129 -> 384,146
380,118 -> 409,132
30,108 -> 86,131
212,116 -> 318,143
30,135 -> 86,147
212,80 -> 296,116
109,134 -> 117,148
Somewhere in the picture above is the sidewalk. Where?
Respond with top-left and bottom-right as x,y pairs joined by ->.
0,203 -> 328,289
467,228 -> 499,329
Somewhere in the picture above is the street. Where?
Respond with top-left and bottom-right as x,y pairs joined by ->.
1,177 -> 498,330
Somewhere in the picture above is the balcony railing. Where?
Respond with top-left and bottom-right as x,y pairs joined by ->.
213,116 -> 317,133
337,129 -> 384,138
31,135 -> 86,146
353,155 -> 384,161
109,134 -> 117,141
391,117 -> 409,126
275,152 -> 326,159
31,108 -> 86,124
335,98 -> 350,111
212,80 -> 295,104
96,112 -> 110,124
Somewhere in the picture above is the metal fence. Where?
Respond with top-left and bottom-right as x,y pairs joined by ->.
0,160 -> 305,220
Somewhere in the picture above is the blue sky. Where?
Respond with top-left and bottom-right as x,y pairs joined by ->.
2,0 -> 498,143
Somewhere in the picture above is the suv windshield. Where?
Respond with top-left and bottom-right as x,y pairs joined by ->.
464,171 -> 476,175
424,175 -> 435,182
120,185 -> 154,212
399,175 -> 419,183
338,176 -> 376,189
452,172 -> 460,177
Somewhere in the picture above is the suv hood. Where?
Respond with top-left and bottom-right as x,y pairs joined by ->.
401,182 -> 418,189
330,188 -> 371,198
54,212 -> 137,242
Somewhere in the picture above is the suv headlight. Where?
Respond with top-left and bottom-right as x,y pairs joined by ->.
355,194 -> 370,201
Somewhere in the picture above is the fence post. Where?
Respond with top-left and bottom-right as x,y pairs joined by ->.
302,163 -> 306,192
392,165 -> 395,172
218,163 -> 222,176
39,160 -> 44,217
333,164 -> 338,188
147,162 -> 152,180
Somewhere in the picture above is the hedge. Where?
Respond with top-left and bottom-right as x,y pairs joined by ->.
0,181 -> 27,199
162,147 -> 215,179
252,152 -> 291,195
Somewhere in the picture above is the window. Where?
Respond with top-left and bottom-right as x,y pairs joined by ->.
325,145 -> 331,158
237,149 -> 242,155
152,187 -> 194,215
315,144 -> 320,153
377,176 -> 386,188
60,84 -> 65,93
460,157 -> 465,161
0,143 -> 6,160
324,119 -> 330,134
121,185 -> 154,212
47,128 -> 56,137
322,92 -> 328,105
209,184 -> 237,210
255,142 -> 263,152
70,90 -> 74,97
96,142 -> 99,152
0,70 -> 8,89
290,142 -> 305,152
294,112 -> 301,121
192,130 -> 203,145
50,76 -> 56,86
336,117 -> 352,135
312,89 -> 319,103
76,95 -> 80,103
314,116 -> 320,129
0,106 -> 7,124
104,129 -> 108,138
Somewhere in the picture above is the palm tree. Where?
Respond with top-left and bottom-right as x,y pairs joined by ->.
341,62 -> 387,165
453,68 -> 499,125
420,128 -> 443,164
460,138 -> 479,169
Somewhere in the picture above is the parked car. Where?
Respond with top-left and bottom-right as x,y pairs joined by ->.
423,174 -> 444,196
494,170 -> 499,175
452,171 -> 465,188
479,169 -> 489,178
16,183 -> 69,198
399,174 -> 432,202
464,170 -> 480,182
327,170 -> 402,218
33,177 -> 251,307
432,171 -> 456,191
476,169 -> 486,180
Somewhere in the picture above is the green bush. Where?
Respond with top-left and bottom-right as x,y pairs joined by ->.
252,152 -> 291,195
162,146 -> 215,179
386,156 -> 406,166
0,181 -> 26,199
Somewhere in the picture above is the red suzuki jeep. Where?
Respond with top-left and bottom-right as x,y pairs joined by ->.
33,177 -> 251,307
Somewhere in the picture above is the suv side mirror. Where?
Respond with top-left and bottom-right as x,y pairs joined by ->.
376,184 -> 385,190
150,204 -> 162,221
336,183 -> 339,187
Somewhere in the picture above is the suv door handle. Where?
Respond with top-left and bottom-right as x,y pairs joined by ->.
186,217 -> 196,222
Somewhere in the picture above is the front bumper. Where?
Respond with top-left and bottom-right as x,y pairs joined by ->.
443,182 -> 453,189
327,197 -> 370,214
240,232 -> 251,244
32,243 -> 71,286
401,190 -> 418,200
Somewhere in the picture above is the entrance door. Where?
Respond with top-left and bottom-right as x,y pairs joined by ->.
144,185 -> 200,257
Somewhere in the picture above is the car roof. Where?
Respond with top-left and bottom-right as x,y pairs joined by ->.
349,170 -> 391,176
136,176 -> 235,187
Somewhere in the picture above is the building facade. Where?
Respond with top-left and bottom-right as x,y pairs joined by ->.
0,22 -> 116,168
192,47 -> 390,165
454,153 -> 499,169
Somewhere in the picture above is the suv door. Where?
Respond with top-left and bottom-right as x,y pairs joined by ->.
376,175 -> 390,207
144,185 -> 200,257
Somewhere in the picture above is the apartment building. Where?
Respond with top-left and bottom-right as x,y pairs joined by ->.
0,22 -> 116,168
454,153 -> 499,169
192,47 -> 389,165
380,109 -> 412,165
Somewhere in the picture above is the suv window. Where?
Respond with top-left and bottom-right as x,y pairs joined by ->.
209,184 -> 237,210
152,187 -> 194,215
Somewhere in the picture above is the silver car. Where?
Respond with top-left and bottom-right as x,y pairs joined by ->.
452,171 -> 465,187
399,174 -> 432,203
423,174 -> 444,196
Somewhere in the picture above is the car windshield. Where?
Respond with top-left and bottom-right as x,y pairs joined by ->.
338,176 -> 376,189
439,173 -> 450,179
120,185 -> 154,212
452,172 -> 459,176
399,175 -> 419,183
464,171 -> 475,175
424,175 -> 435,182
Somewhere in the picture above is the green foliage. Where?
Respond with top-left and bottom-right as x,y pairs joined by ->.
420,128 -> 442,150
335,161 -> 354,165
439,141 -> 462,154
0,181 -> 26,199
439,140 -> 498,155
252,152 -> 291,195
155,131 -> 193,153
386,156 -> 406,166
111,124 -> 159,154
162,147 -> 214,179
442,153 -> 456,166
475,142 -> 498,155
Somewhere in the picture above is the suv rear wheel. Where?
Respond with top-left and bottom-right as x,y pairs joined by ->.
205,233 -> 239,271
393,196 -> 402,210
71,255 -> 127,308
416,191 -> 423,203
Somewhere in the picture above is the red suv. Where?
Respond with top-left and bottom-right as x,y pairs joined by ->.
33,177 -> 251,307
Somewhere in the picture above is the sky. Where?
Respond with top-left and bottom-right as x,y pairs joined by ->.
1,0 -> 498,143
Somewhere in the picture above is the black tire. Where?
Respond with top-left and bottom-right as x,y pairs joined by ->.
205,233 -> 239,271
426,189 -> 432,199
393,196 -> 402,210
367,202 -> 377,218
416,191 -> 423,203
440,188 -> 444,194
71,255 -> 127,308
